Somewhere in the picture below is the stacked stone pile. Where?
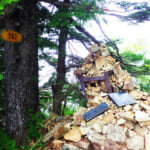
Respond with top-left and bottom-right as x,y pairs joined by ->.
38,44 -> 150,150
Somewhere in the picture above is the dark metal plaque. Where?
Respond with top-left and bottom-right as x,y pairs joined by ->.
108,92 -> 136,107
83,102 -> 109,121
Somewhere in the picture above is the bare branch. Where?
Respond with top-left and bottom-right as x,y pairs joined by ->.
95,19 -> 122,61
80,41 -> 89,51
66,64 -> 81,70
69,18 -> 100,45
105,12 -> 150,23
104,13 -> 127,19
68,40 -> 78,55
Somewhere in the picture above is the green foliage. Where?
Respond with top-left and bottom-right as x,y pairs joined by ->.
0,74 -> 4,80
39,82 -> 86,116
144,58 -> 150,65
111,41 -> 149,78
49,11 -> 72,28
39,89 -> 53,116
62,104 -> 78,116
38,37 -> 57,50
137,75 -> 150,94
20,111 -> 46,150
68,27 -> 90,42
60,83 -> 86,115
145,64 -> 150,70
38,0 -> 104,41
121,50 -> 144,62
48,1 -> 100,28
0,0 -> 19,15
119,43 -> 150,94
120,48 -> 150,76
71,0 -> 104,25
62,83 -> 86,106
0,128 -> 18,150
21,134 -> 45,150
27,110 -> 45,139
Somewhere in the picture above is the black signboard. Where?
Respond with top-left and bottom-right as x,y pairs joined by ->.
83,102 -> 109,121
108,92 -> 136,107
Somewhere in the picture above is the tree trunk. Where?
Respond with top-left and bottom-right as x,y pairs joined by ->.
4,0 -> 38,145
52,25 -> 68,115
52,0 -> 70,115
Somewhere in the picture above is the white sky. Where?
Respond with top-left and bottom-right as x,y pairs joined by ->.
87,16 -> 150,53
39,1 -> 150,86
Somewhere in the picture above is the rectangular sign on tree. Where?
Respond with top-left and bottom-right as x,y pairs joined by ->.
0,30 -> 22,42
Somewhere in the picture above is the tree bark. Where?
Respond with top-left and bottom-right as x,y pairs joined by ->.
52,26 -> 68,115
4,0 -> 38,145
52,0 -> 69,115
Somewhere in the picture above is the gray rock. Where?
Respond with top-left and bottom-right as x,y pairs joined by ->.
62,143 -> 83,150
126,135 -> 144,150
107,124 -> 125,143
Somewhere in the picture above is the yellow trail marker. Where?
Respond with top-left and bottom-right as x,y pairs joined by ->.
0,30 -> 22,42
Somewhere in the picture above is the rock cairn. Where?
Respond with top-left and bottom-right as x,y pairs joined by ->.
39,44 -> 150,150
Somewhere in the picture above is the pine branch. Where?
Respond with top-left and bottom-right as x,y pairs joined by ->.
40,0 -> 81,8
39,51 -> 57,68
66,55 -> 84,70
65,81 -> 82,94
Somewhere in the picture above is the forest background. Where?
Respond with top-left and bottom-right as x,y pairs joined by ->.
0,0 -> 150,149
